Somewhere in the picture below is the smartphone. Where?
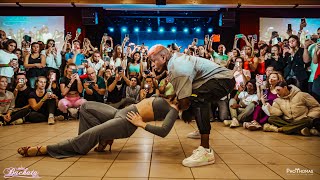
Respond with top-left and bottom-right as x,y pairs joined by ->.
50,73 -> 56,82
193,38 -> 198,44
125,34 -> 129,38
248,35 -> 253,39
19,78 -> 24,84
77,28 -> 81,34
236,34 -> 243,39
23,35 -> 31,43
235,62 -> 240,67
19,65 -> 25,72
67,32 -> 72,35
317,39 -> 320,43
72,69 -> 77,74
277,37 -> 282,42
117,66 -> 123,72
272,37 -> 279,45
86,80 -> 95,84
144,84 -> 150,90
253,34 -> 258,41
271,53 -> 275,57
306,35 -> 311,40
144,69 -> 150,75
288,24 -> 292,31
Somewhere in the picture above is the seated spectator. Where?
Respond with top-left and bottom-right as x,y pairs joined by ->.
88,51 -> 104,75
244,72 -> 283,130
263,81 -> 320,136
126,77 -> 140,103
140,76 -> 160,101
0,76 -> 29,126
0,39 -> 19,89
42,39 -> 62,82
106,67 -> 134,108
158,76 -> 175,99
224,80 -> 258,128
13,73 -> 31,108
28,76 -> 60,125
24,42 -> 46,88
58,63 -> 86,118
83,67 -> 106,103
47,70 -> 62,100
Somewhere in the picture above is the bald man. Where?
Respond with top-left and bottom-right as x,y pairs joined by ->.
83,67 -> 106,103
148,44 -> 235,167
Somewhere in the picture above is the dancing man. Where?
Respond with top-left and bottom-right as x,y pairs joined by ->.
148,44 -> 235,167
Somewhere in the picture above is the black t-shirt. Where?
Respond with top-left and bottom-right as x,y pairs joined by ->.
60,76 -> 78,92
28,90 -> 47,115
15,87 -> 31,108
107,76 -> 126,103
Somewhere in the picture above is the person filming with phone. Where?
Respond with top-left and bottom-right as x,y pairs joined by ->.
140,76 -> 160,101
83,67 -> 106,103
58,63 -> 86,119
42,39 -> 61,82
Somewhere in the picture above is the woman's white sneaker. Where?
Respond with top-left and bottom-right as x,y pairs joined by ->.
182,146 -> 215,167
187,130 -> 201,139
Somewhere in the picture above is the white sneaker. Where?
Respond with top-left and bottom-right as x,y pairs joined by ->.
187,130 -> 201,139
300,127 -> 311,136
230,119 -> 240,128
263,123 -> 278,132
243,122 -> 251,129
68,108 -> 78,118
310,128 -> 320,136
182,146 -> 215,167
223,120 -> 232,126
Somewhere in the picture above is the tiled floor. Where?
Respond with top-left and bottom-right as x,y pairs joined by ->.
1,120 -> 320,180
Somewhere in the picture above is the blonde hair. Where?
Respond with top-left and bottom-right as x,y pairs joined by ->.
266,71 -> 284,89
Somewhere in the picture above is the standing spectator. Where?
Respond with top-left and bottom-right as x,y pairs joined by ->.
88,52 -> 104,75
127,52 -> 141,78
0,39 -> 19,89
256,44 -> 268,75
211,44 -> 229,67
42,39 -> 61,82
126,77 -> 140,103
65,40 -> 86,75
83,67 -> 106,103
106,67 -> 134,108
283,35 -> 309,92
58,63 -> 86,118
265,44 -> 285,73
28,76 -> 59,125
312,40 -> 320,102
24,42 -> 46,89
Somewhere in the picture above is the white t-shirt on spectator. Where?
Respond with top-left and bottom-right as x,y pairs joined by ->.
238,91 -> 258,106
0,50 -> 17,78
88,59 -> 104,74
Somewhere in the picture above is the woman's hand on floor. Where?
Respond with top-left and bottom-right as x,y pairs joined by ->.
126,111 -> 146,129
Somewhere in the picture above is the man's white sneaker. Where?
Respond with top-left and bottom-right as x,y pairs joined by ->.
187,130 -> 201,139
300,127 -> 311,136
182,146 -> 215,167
223,120 -> 232,126
263,123 -> 278,132
310,128 -> 320,136
230,119 -> 240,128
